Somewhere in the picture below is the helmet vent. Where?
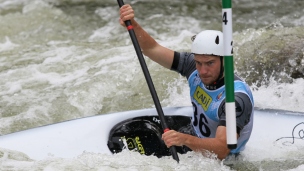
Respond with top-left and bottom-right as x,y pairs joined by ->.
191,35 -> 196,41
215,35 -> 219,44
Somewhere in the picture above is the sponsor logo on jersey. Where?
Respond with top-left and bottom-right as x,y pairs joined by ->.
193,74 -> 201,86
194,86 -> 212,111
216,90 -> 225,101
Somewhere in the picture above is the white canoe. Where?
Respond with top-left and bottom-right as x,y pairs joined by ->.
0,106 -> 303,161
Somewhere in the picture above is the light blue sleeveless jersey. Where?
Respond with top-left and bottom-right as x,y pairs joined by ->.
188,70 -> 254,154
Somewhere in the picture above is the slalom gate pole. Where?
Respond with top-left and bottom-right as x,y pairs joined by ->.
222,0 -> 237,149
117,0 -> 179,163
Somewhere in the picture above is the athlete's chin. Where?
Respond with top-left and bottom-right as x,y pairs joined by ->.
200,78 -> 213,85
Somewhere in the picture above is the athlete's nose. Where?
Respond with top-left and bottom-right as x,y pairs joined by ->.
198,65 -> 208,75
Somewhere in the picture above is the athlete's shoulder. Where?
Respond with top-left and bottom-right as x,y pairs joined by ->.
234,74 -> 251,89
234,74 -> 244,82
171,51 -> 196,79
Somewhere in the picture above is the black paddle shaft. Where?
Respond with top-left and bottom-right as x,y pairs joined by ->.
117,0 -> 179,163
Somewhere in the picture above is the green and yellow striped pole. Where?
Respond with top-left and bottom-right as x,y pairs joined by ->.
222,0 -> 237,149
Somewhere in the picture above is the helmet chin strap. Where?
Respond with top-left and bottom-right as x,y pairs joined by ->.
216,56 -> 224,82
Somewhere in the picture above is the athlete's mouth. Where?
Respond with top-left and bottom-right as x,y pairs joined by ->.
200,75 -> 211,80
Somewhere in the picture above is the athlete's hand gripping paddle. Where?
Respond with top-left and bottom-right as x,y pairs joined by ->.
117,0 -> 179,163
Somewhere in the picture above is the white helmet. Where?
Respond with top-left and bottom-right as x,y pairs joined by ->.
191,30 -> 224,56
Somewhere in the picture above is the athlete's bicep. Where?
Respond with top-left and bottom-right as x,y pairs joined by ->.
218,92 -> 253,134
234,92 -> 253,130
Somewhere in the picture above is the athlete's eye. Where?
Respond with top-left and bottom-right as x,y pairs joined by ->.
195,61 -> 202,66
207,61 -> 214,66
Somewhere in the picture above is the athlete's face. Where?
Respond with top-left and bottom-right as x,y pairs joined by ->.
194,54 -> 222,85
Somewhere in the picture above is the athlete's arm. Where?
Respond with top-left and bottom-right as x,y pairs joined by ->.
162,126 -> 231,160
218,92 -> 253,133
119,4 -> 174,69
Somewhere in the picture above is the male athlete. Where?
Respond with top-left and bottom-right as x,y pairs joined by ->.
119,4 -> 254,160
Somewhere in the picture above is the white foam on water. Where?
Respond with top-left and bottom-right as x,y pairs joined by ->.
22,0 -> 51,14
252,78 -> 304,112
0,150 -> 232,171
288,165 -> 304,171
0,37 -> 19,52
